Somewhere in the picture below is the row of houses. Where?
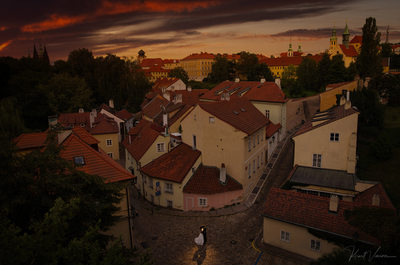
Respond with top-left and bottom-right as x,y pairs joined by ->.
261,86 -> 396,260
124,77 -> 287,211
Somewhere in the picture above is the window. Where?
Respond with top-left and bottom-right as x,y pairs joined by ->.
311,240 -> 321,251
157,143 -> 165,152
257,156 -> 260,168
248,164 -> 251,178
106,139 -> 112,146
257,134 -> 260,144
167,200 -> 173,208
312,154 -> 322,167
261,152 -> 263,164
280,231 -> 290,242
266,110 -> 270,119
194,114 -> 197,121
330,133 -> 339,142
165,183 -> 173,194
209,117 -> 215,124
261,129 -> 264,141
253,135 -> 255,148
193,135 -> 197,150
248,137 -> 251,152
73,156 -> 85,166
253,160 -> 255,173
149,179 -> 153,189
151,195 -> 154,204
198,198 -> 208,207
107,152 -> 113,158
80,123 -> 85,127
143,175 -> 147,184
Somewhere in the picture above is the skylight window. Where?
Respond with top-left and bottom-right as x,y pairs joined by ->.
73,156 -> 85,166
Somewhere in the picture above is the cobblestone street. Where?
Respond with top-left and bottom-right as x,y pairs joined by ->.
131,139 -> 310,265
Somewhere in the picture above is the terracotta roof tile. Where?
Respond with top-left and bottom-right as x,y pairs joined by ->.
263,188 -> 382,245
142,95 -> 171,119
199,97 -> 268,135
355,183 -> 396,211
266,122 -> 282,138
350,35 -> 362,44
115,109 -> 133,121
72,127 -> 99,145
140,58 -> 164,68
58,112 -> 91,131
61,134 -> 133,183
152,77 -> 180,90
200,80 -> 286,103
140,143 -> 201,183
183,165 -> 242,194
90,114 -> 119,135
294,105 -> 359,137
14,132 -> 48,150
340,44 -> 358,57
182,52 -> 215,60
123,119 -> 161,161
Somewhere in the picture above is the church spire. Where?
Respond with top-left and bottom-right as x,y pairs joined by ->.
342,23 -> 350,48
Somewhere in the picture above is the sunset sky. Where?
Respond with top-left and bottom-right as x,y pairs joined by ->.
1,0 -> 399,61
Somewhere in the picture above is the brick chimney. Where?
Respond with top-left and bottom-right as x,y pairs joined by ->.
235,77 -> 240,83
109,99 -> 114,109
260,78 -> 266,83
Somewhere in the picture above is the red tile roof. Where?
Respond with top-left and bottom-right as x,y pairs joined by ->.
183,165 -> 242,194
263,188 -> 387,245
61,134 -> 133,183
266,122 -> 282,138
340,44 -> 358,57
350,35 -> 362,44
182,52 -> 215,60
115,109 -> 133,121
58,112 -> 91,131
14,132 -> 48,151
89,114 -> 119,135
174,89 -> 208,105
294,104 -> 359,137
140,143 -> 201,183
201,80 -> 286,103
140,58 -> 164,68
142,95 -> 171,119
354,183 -> 396,211
72,127 -> 99,145
153,103 -> 192,128
199,97 -> 269,135
123,119 -> 161,161
153,77 -> 180,91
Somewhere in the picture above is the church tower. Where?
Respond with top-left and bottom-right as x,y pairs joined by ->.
329,27 -> 337,51
342,23 -> 350,48
288,43 -> 293,57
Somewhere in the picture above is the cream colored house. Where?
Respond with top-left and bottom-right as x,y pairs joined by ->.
263,186 -> 395,260
200,80 -> 287,140
292,102 -> 359,173
181,98 -> 279,197
319,81 -> 358,111
123,119 -> 170,196
180,52 -> 215,81
90,114 -> 120,160
140,143 -> 201,209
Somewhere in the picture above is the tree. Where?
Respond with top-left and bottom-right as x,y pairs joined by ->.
0,97 -> 24,139
41,73 -> 93,114
281,65 -> 299,97
207,55 -> 235,83
168,67 -> 189,84
356,17 -> 382,79
257,63 -> 274,81
351,87 -> 385,129
236,51 -> 259,80
327,54 -> 348,84
296,57 -> 319,92
317,53 -> 332,90
380,43 -> 393,58
369,74 -> 400,106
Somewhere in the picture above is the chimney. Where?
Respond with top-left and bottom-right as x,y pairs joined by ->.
275,78 -> 281,89
260,78 -> 266,83
89,109 -> 97,128
128,134 -> 132,144
78,108 -> 84,113
329,195 -> 339,212
109,99 -> 114,109
339,95 -> 346,106
219,163 -> 226,184
187,86 -> 192,92
345,91 -> 351,109
235,77 -> 240,83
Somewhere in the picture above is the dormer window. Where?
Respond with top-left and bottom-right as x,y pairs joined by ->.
80,123 -> 85,127
73,156 -> 85,166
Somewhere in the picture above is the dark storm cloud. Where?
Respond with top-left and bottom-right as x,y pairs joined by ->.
0,0 -> 359,58
271,28 -> 362,38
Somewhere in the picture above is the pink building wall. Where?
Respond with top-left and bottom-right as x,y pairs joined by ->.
183,190 -> 242,211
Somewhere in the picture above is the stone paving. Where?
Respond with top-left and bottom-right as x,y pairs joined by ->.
130,134 -> 309,265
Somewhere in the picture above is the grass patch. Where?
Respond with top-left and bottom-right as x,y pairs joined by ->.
357,106 -> 400,209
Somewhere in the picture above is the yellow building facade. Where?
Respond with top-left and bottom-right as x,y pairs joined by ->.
319,81 -> 358,111
93,133 -> 120,160
180,53 -> 215,81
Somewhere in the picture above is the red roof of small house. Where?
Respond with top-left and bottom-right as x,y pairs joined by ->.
140,143 -> 201,183
182,52 -> 216,60
201,80 -> 286,103
89,114 -> 119,135
140,58 -> 164,68
263,187 -> 392,245
14,132 -> 48,151
123,119 -> 161,161
354,183 -> 396,211
199,97 -> 269,135
61,134 -> 133,183
350,35 -> 362,44
266,122 -> 282,138
142,95 -> 171,119
183,165 -> 242,194
72,127 -> 99,145
115,109 -> 133,121
153,77 -> 180,91
99,103 -> 114,113
58,112 -> 91,131
339,44 -> 358,57
325,81 -> 353,91
294,104 -> 359,137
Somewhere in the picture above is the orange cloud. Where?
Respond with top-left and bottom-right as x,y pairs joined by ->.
0,40 -> 13,51
21,14 -> 87,33
97,0 -> 217,16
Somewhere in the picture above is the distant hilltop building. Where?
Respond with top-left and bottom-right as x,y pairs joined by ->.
328,24 -> 361,67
